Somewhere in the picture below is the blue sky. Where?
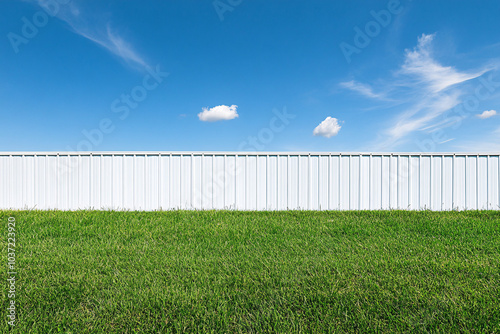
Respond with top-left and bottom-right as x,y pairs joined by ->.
1,0 -> 500,152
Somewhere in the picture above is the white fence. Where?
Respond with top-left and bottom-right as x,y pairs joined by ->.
0,152 -> 499,211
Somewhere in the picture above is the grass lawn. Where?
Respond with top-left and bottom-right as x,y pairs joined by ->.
1,210 -> 499,333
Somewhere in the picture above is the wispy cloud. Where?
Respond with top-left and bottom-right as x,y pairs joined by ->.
381,92 -> 461,148
420,116 -> 463,132
32,0 -> 149,70
476,109 -> 497,119
345,33 -> 498,150
340,80 -> 386,100
399,34 -> 487,94
439,138 -> 454,144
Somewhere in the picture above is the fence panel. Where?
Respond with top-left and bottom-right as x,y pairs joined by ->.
0,152 -> 499,211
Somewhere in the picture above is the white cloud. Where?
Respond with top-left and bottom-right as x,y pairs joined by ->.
439,138 -> 455,144
313,117 -> 342,138
367,33 -> 494,149
32,0 -> 149,70
343,33 -> 484,149
420,116 -> 463,132
477,110 -> 497,119
198,105 -> 239,122
400,33 -> 487,93
340,80 -> 385,99
383,92 -> 461,147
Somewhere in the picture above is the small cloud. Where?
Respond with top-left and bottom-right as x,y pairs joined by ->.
198,105 -> 239,122
313,117 -> 342,138
178,114 -> 187,118
477,110 -> 497,119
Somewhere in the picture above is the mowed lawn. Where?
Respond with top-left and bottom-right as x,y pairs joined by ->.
1,210 -> 499,333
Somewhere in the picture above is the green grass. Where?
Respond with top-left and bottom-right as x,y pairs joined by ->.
1,210 -> 499,333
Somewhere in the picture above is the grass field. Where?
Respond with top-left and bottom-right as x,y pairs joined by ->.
1,210 -> 499,333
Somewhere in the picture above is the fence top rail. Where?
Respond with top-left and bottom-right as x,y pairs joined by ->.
0,151 -> 499,157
